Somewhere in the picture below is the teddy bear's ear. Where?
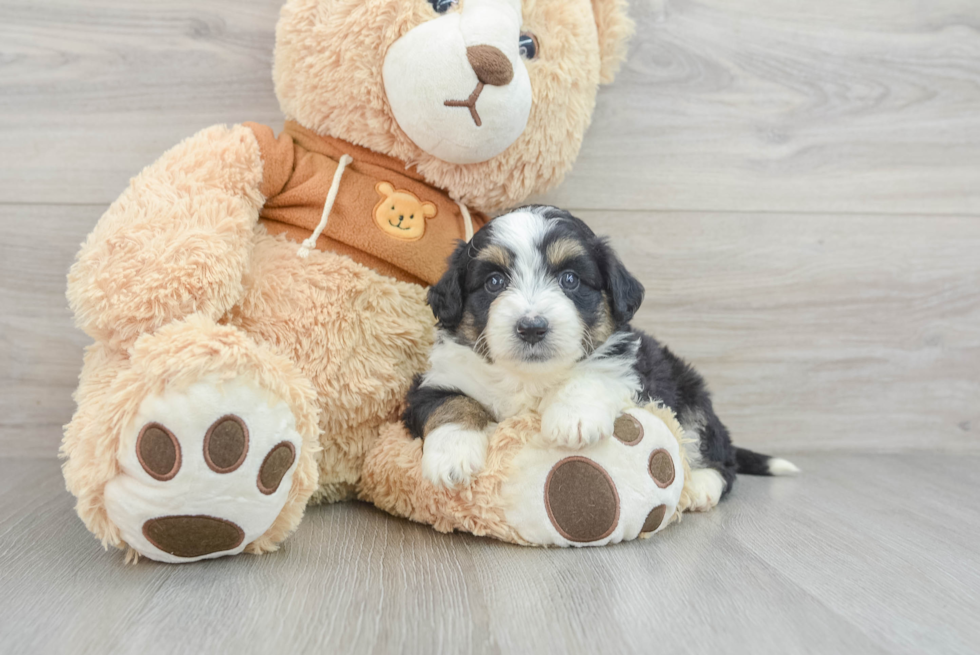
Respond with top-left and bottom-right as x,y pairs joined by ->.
422,202 -> 437,219
376,182 -> 395,197
591,0 -> 635,85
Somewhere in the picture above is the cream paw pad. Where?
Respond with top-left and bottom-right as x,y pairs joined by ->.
500,407 -> 686,546
104,378 -> 302,563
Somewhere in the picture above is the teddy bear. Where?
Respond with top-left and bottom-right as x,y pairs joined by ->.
62,0 -> 687,563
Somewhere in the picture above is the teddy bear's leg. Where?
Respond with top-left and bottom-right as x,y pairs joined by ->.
360,406 -> 688,547
63,315 -> 321,563
67,124 -> 266,348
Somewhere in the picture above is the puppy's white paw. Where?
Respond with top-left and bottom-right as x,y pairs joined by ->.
421,424 -> 490,488
541,400 -> 617,449
686,468 -> 725,513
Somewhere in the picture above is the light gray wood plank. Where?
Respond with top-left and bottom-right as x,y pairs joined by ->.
537,0 -> 980,213
0,0 -> 285,205
0,456 -> 977,654
724,454 -> 980,655
0,205 -> 97,457
2,0 -> 979,215
3,205 -> 979,457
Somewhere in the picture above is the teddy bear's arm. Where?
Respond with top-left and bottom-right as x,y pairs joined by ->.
67,124 -> 268,346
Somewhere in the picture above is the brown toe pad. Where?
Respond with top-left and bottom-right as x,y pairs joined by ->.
612,414 -> 644,446
648,449 -> 675,488
257,442 -> 296,495
641,504 -> 668,534
137,423 -> 181,481
545,457 -> 620,543
142,515 -> 245,558
204,415 -> 249,474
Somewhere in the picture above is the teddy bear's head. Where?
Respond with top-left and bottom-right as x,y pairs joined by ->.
273,0 -> 633,212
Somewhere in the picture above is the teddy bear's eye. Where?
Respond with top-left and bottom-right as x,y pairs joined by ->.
519,32 -> 539,60
391,205 -> 395,210
428,0 -> 457,14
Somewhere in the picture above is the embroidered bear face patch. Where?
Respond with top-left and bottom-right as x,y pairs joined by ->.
374,182 -> 437,241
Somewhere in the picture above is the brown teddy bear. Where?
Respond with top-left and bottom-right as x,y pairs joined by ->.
62,0 -> 687,563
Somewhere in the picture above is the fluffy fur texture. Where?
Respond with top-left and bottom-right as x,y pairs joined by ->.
360,415 -> 529,544
274,0 -> 634,212
405,206 -> 794,502
230,230 -> 435,503
67,124 -> 265,348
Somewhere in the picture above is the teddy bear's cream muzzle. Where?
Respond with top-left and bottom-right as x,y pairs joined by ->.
382,0 -> 532,165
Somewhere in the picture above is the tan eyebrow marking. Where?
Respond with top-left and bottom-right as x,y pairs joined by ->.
546,238 -> 587,268
476,244 -> 512,268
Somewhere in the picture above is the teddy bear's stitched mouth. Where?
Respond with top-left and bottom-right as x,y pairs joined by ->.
444,82 -> 485,127
388,220 -> 413,231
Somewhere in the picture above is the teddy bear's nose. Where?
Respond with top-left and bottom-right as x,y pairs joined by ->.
466,45 -> 513,87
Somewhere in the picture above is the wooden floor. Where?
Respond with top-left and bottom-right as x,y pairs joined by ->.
1,454 -> 978,654
1,0 -> 979,652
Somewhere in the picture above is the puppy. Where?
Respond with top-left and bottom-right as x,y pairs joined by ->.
403,205 -> 797,511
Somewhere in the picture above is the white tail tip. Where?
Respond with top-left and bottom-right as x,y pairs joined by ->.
768,458 -> 800,476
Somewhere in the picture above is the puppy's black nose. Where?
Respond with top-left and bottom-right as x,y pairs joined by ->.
516,316 -> 549,344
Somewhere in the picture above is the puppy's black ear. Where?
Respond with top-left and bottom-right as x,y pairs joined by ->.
427,240 -> 470,330
599,240 -> 645,325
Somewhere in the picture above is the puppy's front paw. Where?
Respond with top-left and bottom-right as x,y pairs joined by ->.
541,402 -> 617,449
685,468 -> 725,512
421,424 -> 489,488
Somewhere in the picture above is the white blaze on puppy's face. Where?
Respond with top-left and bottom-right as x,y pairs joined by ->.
483,211 -> 585,368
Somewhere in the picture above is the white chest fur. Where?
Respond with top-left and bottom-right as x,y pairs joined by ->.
421,334 -> 643,422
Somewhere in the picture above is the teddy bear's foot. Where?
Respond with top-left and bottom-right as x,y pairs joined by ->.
499,407 -> 686,547
103,376 -> 305,563
108,397 -> 296,561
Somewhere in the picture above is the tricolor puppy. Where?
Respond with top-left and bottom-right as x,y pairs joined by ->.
403,206 -> 797,510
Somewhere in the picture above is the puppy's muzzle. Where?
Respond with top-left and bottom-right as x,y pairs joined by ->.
516,316 -> 549,345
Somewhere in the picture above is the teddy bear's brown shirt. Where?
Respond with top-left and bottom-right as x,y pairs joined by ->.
246,121 -> 488,286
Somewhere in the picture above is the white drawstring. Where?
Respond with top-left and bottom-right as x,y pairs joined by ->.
298,154 -> 353,258
454,198 -> 475,242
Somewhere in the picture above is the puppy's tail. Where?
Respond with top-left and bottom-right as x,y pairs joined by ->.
735,447 -> 800,476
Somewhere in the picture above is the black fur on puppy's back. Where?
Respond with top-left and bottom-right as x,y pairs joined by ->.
629,329 -> 738,492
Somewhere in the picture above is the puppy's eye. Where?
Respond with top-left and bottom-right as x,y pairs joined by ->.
519,32 -> 539,60
485,273 -> 508,294
558,270 -> 580,291
428,0 -> 457,13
